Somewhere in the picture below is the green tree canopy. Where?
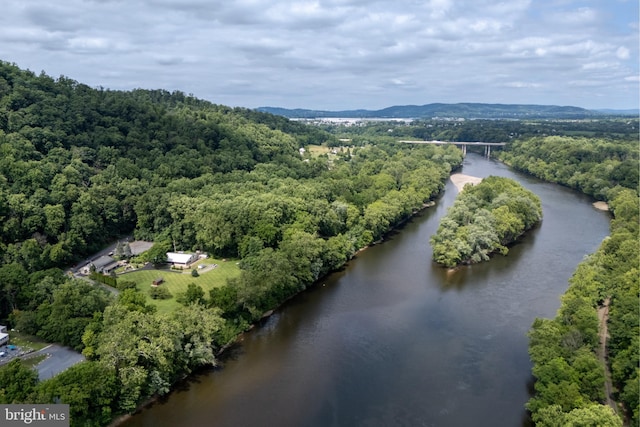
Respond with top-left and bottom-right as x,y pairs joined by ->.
430,176 -> 542,267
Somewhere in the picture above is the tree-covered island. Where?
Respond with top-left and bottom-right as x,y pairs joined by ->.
430,176 -> 542,267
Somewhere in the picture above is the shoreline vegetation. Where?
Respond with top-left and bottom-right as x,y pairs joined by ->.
108,177 -> 444,427
526,188 -> 637,427
497,138 -> 638,426
88,143 -> 462,427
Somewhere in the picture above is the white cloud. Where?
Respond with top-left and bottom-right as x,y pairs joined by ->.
0,0 -> 636,109
67,37 -> 110,50
427,0 -> 453,19
559,7 -> 598,25
568,79 -> 607,87
616,46 -> 630,60
504,82 -> 542,88
582,62 -> 618,70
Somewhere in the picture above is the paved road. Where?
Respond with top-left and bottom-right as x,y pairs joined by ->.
66,234 -> 133,275
33,344 -> 85,381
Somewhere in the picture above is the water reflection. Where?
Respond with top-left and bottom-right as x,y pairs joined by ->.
438,225 -> 537,291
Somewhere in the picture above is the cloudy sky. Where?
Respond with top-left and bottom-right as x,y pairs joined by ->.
1,0 -> 638,110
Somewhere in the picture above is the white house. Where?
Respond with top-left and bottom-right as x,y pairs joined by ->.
166,252 -> 198,268
0,325 -> 8,346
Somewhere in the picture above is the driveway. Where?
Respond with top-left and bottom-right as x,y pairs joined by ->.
33,344 -> 86,381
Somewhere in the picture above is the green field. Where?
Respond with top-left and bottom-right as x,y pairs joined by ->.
8,331 -> 50,352
306,144 -> 352,157
119,259 -> 241,313
306,144 -> 332,156
21,354 -> 47,369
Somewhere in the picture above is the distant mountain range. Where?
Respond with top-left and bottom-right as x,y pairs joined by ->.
257,103 -> 638,119
594,109 -> 640,116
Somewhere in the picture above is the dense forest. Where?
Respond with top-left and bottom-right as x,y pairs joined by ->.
495,140 -> 638,425
0,60 -> 637,427
501,136 -> 638,200
0,61 -> 462,425
429,176 -> 542,267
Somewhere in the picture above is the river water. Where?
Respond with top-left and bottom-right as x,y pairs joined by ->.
122,154 -> 611,427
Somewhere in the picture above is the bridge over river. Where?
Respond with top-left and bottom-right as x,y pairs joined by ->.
400,140 -> 506,157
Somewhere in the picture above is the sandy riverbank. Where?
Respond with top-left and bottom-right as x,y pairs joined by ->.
450,173 -> 483,192
593,201 -> 609,211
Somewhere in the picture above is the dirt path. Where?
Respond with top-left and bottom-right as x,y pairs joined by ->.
597,297 -> 618,414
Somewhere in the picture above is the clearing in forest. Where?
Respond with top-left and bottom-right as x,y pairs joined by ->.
121,259 -> 241,313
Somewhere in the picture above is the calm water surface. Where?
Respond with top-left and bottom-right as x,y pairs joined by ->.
122,154 -> 611,427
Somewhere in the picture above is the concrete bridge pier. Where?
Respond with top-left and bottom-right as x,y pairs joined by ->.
460,144 -> 490,158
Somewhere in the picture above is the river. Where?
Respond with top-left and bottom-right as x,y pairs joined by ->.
121,154 -> 611,427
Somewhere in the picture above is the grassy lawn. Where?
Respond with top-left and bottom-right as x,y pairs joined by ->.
21,354 -> 47,369
306,144 -> 332,156
119,258 -> 241,313
8,331 -> 50,352
306,144 -> 353,162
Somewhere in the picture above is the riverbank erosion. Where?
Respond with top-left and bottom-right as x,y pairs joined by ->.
430,176 -> 543,268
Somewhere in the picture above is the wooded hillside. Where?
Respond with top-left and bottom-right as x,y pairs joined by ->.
501,136 -> 638,200
0,61 -> 462,426
0,60 -> 345,320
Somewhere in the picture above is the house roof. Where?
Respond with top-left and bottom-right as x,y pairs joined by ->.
92,255 -> 116,269
166,252 -> 196,264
